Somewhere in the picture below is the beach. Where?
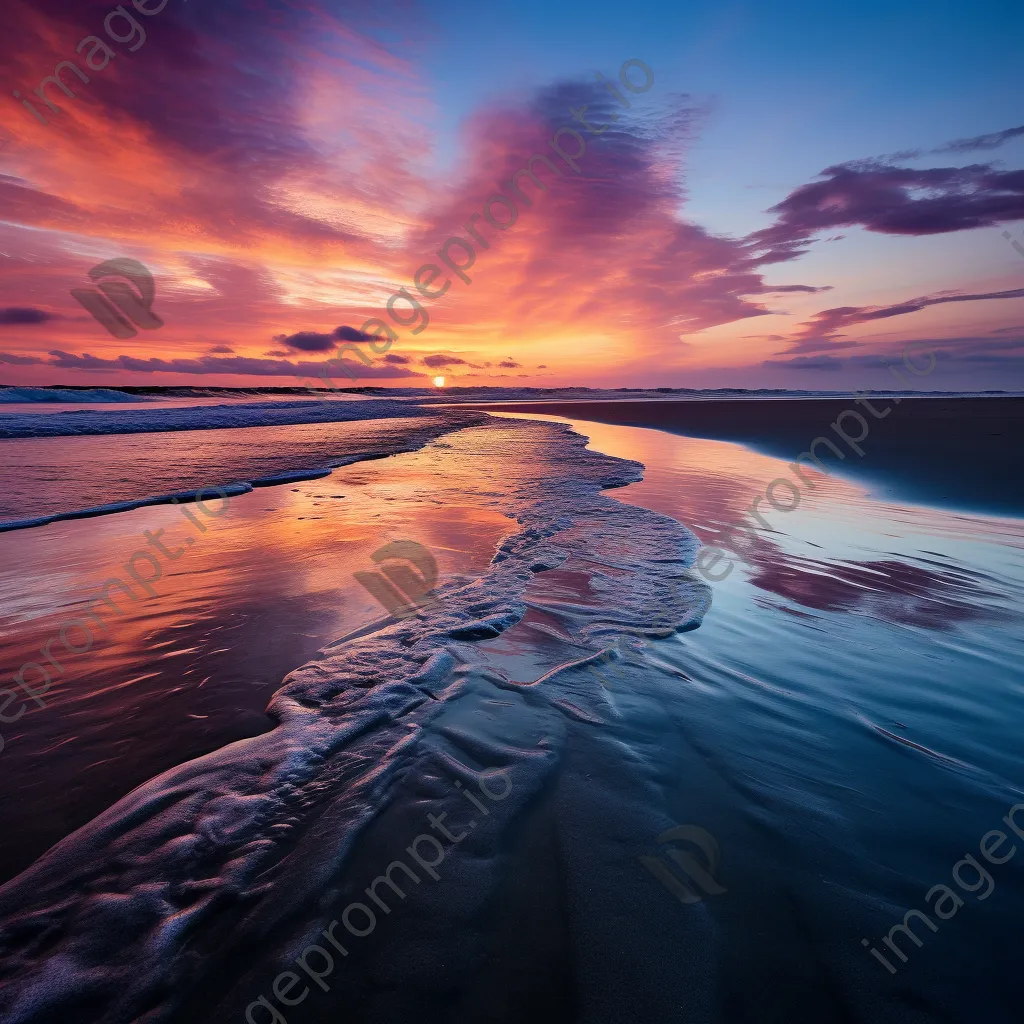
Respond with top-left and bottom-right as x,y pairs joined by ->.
3,0 -> 1022,1016
456,397 -> 1024,515
0,394 -> 1021,1023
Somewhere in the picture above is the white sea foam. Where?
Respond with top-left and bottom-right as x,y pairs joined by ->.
0,398 -> 447,439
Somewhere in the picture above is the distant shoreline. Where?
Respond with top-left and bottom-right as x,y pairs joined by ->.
3,384 -> 1022,400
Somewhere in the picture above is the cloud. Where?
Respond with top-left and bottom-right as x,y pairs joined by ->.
278,331 -> 336,352
878,125 -> 1024,166
761,355 -> 844,371
2,3 -> 1020,392
764,284 -> 832,294
422,354 -> 469,368
277,325 -> 375,353
404,77 -> 821,355
840,333 -> 1024,369
0,0 -> 433,267
935,124 -> 1024,155
784,287 -> 1024,353
384,353 -> 411,364
0,306 -> 57,325
45,351 -> 424,379
209,345 -> 235,354
498,358 -> 521,368
750,161 -> 1024,259
536,364 -> 547,368
334,326 -> 374,342
0,351 -> 45,364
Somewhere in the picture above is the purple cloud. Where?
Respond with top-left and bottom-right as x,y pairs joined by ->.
762,355 -> 844,371
0,307 -> 58,325
935,124 -> 1024,155
423,354 -> 468,368
0,351 -> 45,364
278,331 -> 336,352
784,288 -> 1024,354
334,326 -> 373,342
46,351 -> 424,379
750,161 -> 1024,259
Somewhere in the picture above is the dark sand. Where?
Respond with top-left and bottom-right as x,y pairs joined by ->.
461,397 -> 1024,515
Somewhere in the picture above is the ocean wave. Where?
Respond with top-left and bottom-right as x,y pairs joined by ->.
0,416 -> 711,1024
0,397 -> 449,439
0,387 -> 148,404
0,409 -> 489,532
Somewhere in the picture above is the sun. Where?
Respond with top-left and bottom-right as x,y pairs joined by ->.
432,376 -> 445,387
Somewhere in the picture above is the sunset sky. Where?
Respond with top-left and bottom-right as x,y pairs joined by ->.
1,0 -> 1022,390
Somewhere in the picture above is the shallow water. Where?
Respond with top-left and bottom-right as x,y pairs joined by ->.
490,412 -> 1024,1022
0,404 -> 474,527
0,410 -> 1022,1024
0,418 -> 514,879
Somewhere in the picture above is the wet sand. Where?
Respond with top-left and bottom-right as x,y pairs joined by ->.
461,398 -> 1024,515
0,413 -> 717,1024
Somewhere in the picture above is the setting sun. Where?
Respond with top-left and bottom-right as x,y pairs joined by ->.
432,376 -> 445,387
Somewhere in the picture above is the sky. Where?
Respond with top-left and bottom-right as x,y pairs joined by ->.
0,0 -> 1023,391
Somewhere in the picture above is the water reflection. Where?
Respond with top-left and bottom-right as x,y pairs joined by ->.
487,412 -> 1024,1022
493,412 -> 1024,632
0,426 -> 515,881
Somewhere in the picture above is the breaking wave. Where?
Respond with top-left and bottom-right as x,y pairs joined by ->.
0,397 -> 451,439
0,387 -> 147,404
